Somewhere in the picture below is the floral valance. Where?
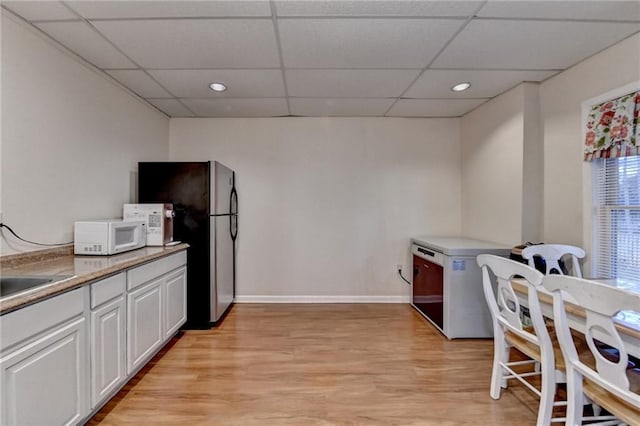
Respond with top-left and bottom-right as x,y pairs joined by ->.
584,90 -> 640,161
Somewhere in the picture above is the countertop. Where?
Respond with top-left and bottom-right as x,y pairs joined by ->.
0,244 -> 189,315
411,236 -> 511,256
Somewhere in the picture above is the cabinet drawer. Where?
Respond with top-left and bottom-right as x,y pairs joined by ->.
91,273 -> 126,308
0,288 -> 86,351
127,251 -> 187,291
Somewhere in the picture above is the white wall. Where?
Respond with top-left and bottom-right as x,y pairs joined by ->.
540,33 -> 640,249
457,32 -> 639,267
169,118 -> 462,301
522,83 -> 543,243
460,84 -> 527,246
1,12 -> 169,254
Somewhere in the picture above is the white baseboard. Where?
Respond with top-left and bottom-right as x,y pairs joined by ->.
234,295 -> 411,304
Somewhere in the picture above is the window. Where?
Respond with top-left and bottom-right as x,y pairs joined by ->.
594,156 -> 640,282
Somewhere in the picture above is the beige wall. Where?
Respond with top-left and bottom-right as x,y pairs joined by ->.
457,32 -> 640,266
460,84 -> 527,246
169,118 -> 462,301
522,83 -> 543,243
540,33 -> 640,250
1,12 -> 169,254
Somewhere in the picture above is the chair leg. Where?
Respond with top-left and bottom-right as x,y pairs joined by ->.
536,356 -> 555,426
490,328 -> 509,399
565,368 -> 583,426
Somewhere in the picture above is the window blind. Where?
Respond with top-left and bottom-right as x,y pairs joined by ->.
594,156 -> 640,282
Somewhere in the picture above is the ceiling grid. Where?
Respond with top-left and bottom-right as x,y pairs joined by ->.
1,0 -> 638,118
269,0 -> 292,116
382,0 -> 487,116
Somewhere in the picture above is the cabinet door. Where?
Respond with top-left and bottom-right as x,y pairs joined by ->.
164,267 -> 187,338
0,317 -> 88,426
412,255 -> 444,330
127,278 -> 163,375
91,296 -> 126,409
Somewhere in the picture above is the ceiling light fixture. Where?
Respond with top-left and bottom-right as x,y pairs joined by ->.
209,82 -> 227,92
451,82 -> 471,92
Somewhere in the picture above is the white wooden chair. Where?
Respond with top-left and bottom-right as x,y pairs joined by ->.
477,254 -> 563,425
543,275 -> 640,425
522,244 -> 586,278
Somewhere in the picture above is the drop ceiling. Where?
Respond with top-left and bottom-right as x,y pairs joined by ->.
2,1 -> 639,118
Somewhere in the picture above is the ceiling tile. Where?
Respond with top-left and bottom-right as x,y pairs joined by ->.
67,1 -> 271,19
290,98 -> 395,116
181,98 -> 289,117
146,99 -> 195,117
286,69 -> 420,98
92,19 -> 280,68
405,69 -> 557,98
387,99 -> 488,117
432,19 -> 640,69
35,21 -> 136,68
477,1 -> 640,21
148,69 -> 285,98
279,18 -> 464,68
275,1 -> 482,17
106,70 -> 172,98
2,1 -> 78,21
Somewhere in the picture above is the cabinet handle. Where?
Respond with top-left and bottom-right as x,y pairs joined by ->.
423,263 -> 430,269
417,247 -> 435,257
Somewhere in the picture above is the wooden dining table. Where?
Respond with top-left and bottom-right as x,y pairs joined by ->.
511,277 -> 640,358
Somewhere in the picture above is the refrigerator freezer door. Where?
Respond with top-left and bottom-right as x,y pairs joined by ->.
139,162 -> 210,217
211,161 -> 234,215
210,216 -> 235,322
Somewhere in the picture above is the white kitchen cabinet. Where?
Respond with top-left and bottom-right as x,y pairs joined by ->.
90,273 -> 126,409
0,288 -> 89,426
127,251 -> 187,292
126,251 -> 187,375
127,276 -> 163,375
0,249 -> 187,425
164,267 -> 187,338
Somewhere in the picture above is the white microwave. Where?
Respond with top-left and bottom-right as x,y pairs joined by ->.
74,219 -> 146,255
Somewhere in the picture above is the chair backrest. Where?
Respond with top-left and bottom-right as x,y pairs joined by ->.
477,255 -> 548,350
543,275 -> 640,409
521,244 -> 585,278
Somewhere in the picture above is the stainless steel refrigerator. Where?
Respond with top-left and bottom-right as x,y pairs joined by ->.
138,161 -> 237,328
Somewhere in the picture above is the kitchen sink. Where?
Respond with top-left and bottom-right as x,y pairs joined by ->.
0,275 -> 72,298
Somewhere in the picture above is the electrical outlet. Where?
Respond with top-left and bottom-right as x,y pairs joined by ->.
396,264 -> 403,273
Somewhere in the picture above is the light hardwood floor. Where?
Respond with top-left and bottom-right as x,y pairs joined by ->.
88,304 -> 539,425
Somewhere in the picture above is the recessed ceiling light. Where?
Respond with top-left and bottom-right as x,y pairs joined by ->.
209,82 -> 227,92
451,82 -> 471,92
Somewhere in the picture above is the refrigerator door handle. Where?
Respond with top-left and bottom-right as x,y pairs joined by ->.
230,186 -> 238,215
230,214 -> 238,241
230,186 -> 238,241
